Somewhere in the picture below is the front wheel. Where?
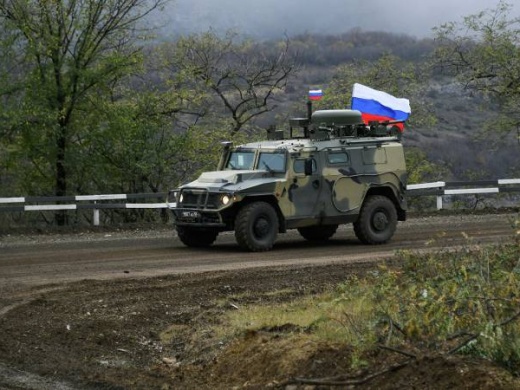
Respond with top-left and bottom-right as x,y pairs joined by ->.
176,226 -> 218,248
235,202 -> 278,252
353,195 -> 397,245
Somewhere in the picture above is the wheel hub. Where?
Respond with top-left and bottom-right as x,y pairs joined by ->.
254,217 -> 270,238
372,211 -> 389,231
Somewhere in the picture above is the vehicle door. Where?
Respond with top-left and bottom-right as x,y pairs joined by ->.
327,148 -> 365,213
285,154 -> 322,218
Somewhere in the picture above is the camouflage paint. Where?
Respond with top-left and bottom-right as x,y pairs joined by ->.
171,109 -> 407,238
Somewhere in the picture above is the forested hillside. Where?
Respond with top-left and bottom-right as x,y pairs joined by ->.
159,0 -> 494,39
0,1 -> 518,225
252,28 -> 520,184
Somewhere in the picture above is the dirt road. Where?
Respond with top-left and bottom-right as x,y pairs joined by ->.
0,212 -> 518,389
0,213 -> 515,290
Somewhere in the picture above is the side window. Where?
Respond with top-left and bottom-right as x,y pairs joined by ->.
294,158 -> 317,174
327,151 -> 349,165
226,151 -> 255,170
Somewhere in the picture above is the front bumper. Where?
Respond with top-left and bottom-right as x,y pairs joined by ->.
169,187 -> 234,228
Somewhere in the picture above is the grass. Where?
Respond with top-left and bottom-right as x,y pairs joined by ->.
218,221 -> 520,374
223,292 -> 377,345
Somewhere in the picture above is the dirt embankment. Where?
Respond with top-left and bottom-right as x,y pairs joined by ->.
0,212 -> 519,389
1,262 -> 519,389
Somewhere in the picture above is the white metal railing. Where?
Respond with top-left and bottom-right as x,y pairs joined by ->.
406,179 -> 520,210
0,179 -> 519,225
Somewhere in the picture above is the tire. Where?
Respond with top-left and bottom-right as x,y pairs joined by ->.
298,225 -> 338,241
176,226 -> 218,248
235,202 -> 278,252
353,195 -> 397,245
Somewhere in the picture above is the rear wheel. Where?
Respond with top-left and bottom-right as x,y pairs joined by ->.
235,202 -> 278,252
298,225 -> 338,241
354,195 -> 397,244
176,226 -> 218,248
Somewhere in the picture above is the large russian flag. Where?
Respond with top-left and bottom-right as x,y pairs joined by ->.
351,83 -> 411,131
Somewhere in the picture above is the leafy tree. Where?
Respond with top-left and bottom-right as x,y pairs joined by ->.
405,147 -> 447,185
81,89 -> 238,223
405,147 -> 449,211
433,1 -> 520,133
0,0 -> 165,224
83,87 -> 240,195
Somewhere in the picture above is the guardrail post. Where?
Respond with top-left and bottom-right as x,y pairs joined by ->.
436,195 -> 443,210
93,201 -> 100,226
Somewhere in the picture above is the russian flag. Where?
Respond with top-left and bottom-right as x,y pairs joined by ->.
351,83 -> 411,131
308,89 -> 323,101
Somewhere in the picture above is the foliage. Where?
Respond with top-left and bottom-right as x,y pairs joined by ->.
0,8 -> 281,225
223,226 -> 520,373
405,147 -> 447,185
433,0 -> 520,133
405,147 -> 449,211
1,1 -> 519,226
337,234 -> 520,372
0,0 -> 165,224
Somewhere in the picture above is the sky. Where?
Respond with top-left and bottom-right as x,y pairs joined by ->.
158,0 -> 519,39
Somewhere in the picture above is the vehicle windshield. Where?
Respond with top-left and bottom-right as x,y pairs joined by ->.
225,150 -> 286,172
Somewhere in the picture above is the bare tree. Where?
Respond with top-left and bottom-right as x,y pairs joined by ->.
169,31 -> 298,134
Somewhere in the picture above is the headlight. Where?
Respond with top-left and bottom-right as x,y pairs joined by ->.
179,193 -> 184,203
221,194 -> 231,205
168,190 -> 179,202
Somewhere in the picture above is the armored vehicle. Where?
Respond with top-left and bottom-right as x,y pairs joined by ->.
169,107 -> 407,252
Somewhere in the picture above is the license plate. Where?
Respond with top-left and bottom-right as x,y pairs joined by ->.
181,211 -> 200,218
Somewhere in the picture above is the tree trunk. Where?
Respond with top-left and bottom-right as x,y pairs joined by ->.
55,124 -> 67,226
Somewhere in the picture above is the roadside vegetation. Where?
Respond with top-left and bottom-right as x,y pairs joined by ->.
0,0 -> 519,227
214,218 -> 520,384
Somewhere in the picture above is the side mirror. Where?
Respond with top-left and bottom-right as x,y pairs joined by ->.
304,158 -> 314,176
221,141 -> 233,150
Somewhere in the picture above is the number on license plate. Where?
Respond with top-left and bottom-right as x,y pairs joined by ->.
181,211 -> 200,218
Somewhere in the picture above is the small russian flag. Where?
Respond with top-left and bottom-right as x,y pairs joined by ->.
308,89 -> 323,101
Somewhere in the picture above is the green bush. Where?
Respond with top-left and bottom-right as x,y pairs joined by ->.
334,232 -> 520,373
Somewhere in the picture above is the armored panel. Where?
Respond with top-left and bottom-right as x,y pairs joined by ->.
332,177 -> 365,212
362,147 -> 387,165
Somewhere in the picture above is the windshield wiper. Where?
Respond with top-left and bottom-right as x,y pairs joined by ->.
262,161 -> 275,174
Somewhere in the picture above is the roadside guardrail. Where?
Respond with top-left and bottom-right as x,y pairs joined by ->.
0,179 -> 519,226
406,179 -> 520,210
0,193 -> 171,226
